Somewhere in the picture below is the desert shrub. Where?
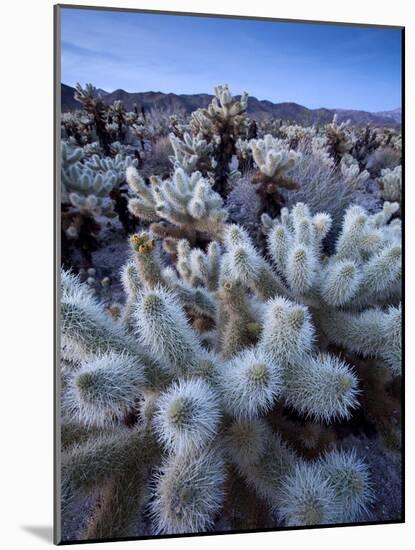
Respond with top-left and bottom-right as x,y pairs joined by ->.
225,172 -> 261,229
283,150 -> 356,243
145,106 -> 187,140
366,147 -> 402,178
378,165 -> 402,211
141,136 -> 174,179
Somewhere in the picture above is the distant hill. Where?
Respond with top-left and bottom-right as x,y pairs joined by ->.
374,108 -> 402,124
61,83 -> 79,111
61,83 -> 401,127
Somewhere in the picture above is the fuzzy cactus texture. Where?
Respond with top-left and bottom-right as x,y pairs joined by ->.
169,132 -> 214,175
59,189 -> 401,537
340,154 -> 370,188
261,201 -> 401,374
61,140 -> 139,267
60,81 -> 402,541
378,165 -> 402,207
244,134 -> 302,216
127,165 -> 227,246
250,135 -> 302,187
61,143 -> 116,231
190,85 -> 249,194
74,83 -> 112,155
325,115 -> 354,164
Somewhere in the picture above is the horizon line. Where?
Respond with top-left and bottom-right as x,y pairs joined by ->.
61,82 -> 401,115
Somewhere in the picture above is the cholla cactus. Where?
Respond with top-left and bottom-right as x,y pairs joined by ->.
235,137 -> 251,160
340,154 -> 370,188
131,114 -> 148,147
191,85 -> 248,138
190,85 -> 249,194
279,124 -> 316,149
150,447 -> 225,534
84,152 -> 138,187
60,83 -> 402,541
325,115 -> 354,164
74,83 -> 111,155
169,132 -> 214,175
81,141 -> 103,158
249,134 -> 302,215
59,198 -> 400,539
257,117 -> 283,138
274,448 -> 372,526
83,152 -> 139,233
61,143 -> 116,244
61,269 -> 369,536
378,165 -> 402,207
311,136 -> 334,168
108,100 -> 127,142
174,238 -> 221,291
61,111 -> 94,146
250,135 -> 301,187
126,165 -> 227,246
276,461 -> 340,525
261,201 -> 401,374
169,113 -> 190,138
320,449 -> 373,522
61,143 -> 140,240
350,125 -> 380,169
389,132 -> 402,151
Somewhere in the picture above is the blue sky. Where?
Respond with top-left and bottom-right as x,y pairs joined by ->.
60,7 -> 402,111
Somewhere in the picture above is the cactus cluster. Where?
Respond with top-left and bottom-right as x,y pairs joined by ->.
61,82 -> 402,263
340,155 -> 370,188
126,165 -> 227,247
169,132 -> 214,175
61,144 -> 115,223
60,143 -> 116,263
378,165 -> 402,207
325,115 -> 354,164
60,187 -> 402,538
74,83 -> 113,155
61,143 -> 137,237
261,201 -> 401,374
190,85 -> 249,193
60,81 -> 402,541
248,135 -> 302,215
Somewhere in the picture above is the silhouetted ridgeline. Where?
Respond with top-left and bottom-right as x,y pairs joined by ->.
61,83 -> 401,126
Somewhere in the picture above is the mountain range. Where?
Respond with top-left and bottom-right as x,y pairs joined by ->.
61,83 -> 401,127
